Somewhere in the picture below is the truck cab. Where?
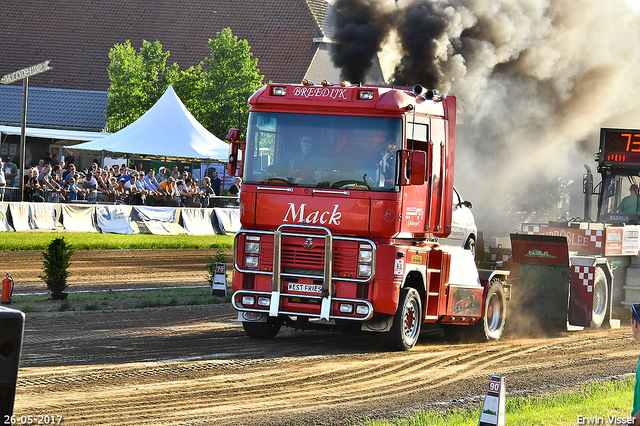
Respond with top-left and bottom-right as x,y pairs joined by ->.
227,82 -> 508,350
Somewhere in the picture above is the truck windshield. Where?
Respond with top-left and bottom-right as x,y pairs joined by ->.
599,174 -> 640,223
243,112 -> 403,190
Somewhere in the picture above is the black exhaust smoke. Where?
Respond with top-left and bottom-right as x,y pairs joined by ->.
330,0 -> 398,83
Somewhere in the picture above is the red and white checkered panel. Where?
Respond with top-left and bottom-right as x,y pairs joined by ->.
573,265 -> 595,293
584,229 -> 603,249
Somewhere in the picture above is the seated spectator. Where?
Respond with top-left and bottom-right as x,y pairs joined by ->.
83,171 -> 98,191
3,157 -> 18,187
66,177 -> 80,202
112,164 -> 121,180
200,177 -> 215,208
210,169 -> 222,196
114,178 -> 128,204
63,164 -> 77,182
228,177 -> 242,197
125,173 -> 145,205
159,176 -> 177,206
39,165 -> 66,202
175,180 -> 187,207
156,166 -> 166,183
83,171 -> 98,203
24,167 -> 43,202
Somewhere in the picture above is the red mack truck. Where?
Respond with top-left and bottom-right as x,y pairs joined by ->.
226,82 -> 509,350
510,128 -> 640,330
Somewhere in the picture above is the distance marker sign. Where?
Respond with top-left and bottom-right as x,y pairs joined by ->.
478,375 -> 506,426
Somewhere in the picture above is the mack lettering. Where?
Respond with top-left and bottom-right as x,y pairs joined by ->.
283,203 -> 342,226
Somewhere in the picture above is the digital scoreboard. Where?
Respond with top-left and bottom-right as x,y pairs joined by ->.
600,128 -> 640,165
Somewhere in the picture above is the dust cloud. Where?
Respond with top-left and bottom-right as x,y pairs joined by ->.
331,0 -> 640,235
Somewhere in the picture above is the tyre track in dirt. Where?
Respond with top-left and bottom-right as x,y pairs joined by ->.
6,250 -> 638,425
12,302 -> 639,426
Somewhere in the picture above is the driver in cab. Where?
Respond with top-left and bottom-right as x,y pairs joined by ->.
618,184 -> 640,214
267,134 -> 320,183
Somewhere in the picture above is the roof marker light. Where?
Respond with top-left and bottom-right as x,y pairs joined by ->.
358,90 -> 374,100
321,80 -> 332,86
271,86 -> 287,96
340,81 -> 351,87
302,79 -> 314,86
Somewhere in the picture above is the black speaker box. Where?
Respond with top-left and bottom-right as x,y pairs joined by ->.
0,307 -> 25,418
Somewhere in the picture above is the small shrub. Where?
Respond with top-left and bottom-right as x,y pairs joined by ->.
19,304 -> 40,313
39,237 -> 74,295
206,249 -> 227,283
85,301 -> 104,311
56,299 -> 74,312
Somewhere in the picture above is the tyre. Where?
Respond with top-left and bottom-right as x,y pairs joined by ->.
380,287 -> 422,351
473,279 -> 507,341
242,317 -> 282,339
591,267 -> 608,329
464,236 -> 477,259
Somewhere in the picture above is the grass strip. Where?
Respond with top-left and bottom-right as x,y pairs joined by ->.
11,287 -> 229,312
0,232 -> 234,251
359,376 -> 635,426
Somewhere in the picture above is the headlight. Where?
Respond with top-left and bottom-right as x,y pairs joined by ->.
356,305 -> 369,315
359,250 -> 373,263
358,264 -> 372,277
339,303 -> 354,314
245,241 -> 260,254
245,256 -> 259,269
242,295 -> 255,306
257,297 -> 271,307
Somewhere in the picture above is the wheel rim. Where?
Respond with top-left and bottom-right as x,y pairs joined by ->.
403,298 -> 419,340
486,293 -> 503,332
593,279 -> 606,316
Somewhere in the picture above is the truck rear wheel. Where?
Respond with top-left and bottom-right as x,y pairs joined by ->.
474,279 -> 506,341
380,287 -> 422,351
242,317 -> 282,339
591,267 -> 608,329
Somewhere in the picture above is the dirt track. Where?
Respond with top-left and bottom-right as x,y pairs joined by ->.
4,250 -> 640,425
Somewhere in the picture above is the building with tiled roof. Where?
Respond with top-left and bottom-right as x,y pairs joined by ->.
0,0 -> 376,92
0,0 -> 382,172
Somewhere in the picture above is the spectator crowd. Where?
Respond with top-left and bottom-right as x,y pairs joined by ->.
0,154 -> 241,207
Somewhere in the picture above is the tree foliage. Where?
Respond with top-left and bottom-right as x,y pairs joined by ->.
105,29 -> 263,139
201,28 -> 264,139
105,40 -> 179,132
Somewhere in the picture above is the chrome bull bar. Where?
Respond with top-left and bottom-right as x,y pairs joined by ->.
234,224 -> 376,321
232,290 -> 375,321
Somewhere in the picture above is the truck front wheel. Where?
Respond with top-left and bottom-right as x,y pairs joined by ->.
242,317 -> 282,339
380,287 -> 422,351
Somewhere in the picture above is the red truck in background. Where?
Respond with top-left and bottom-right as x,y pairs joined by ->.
226,82 -> 510,350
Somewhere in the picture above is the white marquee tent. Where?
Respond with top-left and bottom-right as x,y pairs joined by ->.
65,85 -> 229,162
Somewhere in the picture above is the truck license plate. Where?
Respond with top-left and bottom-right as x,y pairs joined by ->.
287,283 -> 322,293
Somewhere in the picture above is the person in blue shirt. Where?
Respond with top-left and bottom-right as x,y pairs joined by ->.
619,184 -> 640,214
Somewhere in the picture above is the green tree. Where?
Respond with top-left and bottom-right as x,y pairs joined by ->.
201,28 -> 264,139
105,40 -> 179,132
